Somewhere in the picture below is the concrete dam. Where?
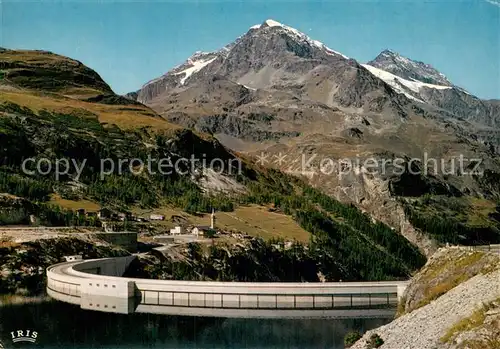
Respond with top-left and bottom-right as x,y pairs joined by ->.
47,256 -> 409,319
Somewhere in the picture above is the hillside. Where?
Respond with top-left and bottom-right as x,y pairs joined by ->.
0,48 -> 427,282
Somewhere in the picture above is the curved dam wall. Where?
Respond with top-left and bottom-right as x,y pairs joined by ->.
47,257 -> 409,318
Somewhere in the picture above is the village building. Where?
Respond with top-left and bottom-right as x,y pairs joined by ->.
150,214 -> 165,221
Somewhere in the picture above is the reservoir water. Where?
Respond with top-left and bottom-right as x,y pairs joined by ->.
0,300 -> 392,348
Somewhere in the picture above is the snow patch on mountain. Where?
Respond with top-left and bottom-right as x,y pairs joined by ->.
362,64 -> 452,102
174,56 -> 217,85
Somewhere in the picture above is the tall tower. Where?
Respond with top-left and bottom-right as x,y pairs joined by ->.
210,208 -> 216,229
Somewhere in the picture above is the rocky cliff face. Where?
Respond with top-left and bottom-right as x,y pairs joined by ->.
420,87 -> 500,128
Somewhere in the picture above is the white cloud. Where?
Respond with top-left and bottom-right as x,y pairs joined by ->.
485,0 -> 500,7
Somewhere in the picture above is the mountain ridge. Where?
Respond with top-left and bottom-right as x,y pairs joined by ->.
367,49 -> 453,87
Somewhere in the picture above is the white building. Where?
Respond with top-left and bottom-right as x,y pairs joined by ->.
170,226 -> 183,235
191,226 -> 211,236
150,214 -> 165,221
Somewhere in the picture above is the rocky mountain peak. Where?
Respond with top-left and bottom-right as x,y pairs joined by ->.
247,19 -> 349,60
368,49 -> 453,87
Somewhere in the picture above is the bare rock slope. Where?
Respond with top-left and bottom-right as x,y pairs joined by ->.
350,247 -> 500,349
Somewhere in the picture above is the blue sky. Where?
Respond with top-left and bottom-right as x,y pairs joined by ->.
2,0 -> 499,99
